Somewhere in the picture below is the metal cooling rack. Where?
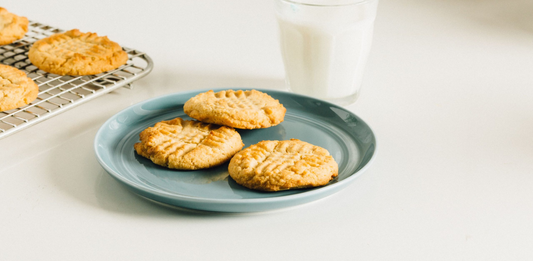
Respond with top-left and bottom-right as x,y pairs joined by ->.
0,21 -> 153,140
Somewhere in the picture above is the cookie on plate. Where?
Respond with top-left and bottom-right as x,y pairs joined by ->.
134,117 -> 244,170
28,29 -> 128,76
0,7 -> 28,45
0,64 -> 39,112
228,139 -> 338,191
184,89 -> 286,129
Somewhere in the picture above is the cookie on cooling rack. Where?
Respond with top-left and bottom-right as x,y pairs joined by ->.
134,117 -> 244,170
28,29 -> 128,76
228,139 -> 338,192
184,89 -> 286,130
0,64 -> 39,112
0,7 -> 28,45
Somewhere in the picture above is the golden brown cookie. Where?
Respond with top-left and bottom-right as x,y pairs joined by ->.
184,89 -> 286,129
228,139 -> 338,191
0,64 -> 39,112
0,7 -> 28,45
28,29 -> 128,76
134,117 -> 244,170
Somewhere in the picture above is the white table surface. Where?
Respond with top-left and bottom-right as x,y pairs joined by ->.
2,0 -> 533,260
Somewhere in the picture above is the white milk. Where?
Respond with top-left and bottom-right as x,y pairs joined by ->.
276,0 -> 378,104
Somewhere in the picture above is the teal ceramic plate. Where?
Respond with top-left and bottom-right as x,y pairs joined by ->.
94,88 -> 377,213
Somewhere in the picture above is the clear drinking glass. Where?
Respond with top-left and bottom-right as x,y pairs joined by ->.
276,0 -> 379,105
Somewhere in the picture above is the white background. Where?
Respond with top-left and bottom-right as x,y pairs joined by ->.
1,0 -> 533,260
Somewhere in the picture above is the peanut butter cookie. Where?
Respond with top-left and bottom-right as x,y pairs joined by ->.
184,89 -> 286,129
28,29 -> 128,75
0,64 -> 39,112
228,139 -> 338,191
134,117 -> 244,170
0,7 -> 28,45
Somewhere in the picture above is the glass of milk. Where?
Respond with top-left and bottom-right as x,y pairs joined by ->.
276,0 -> 379,105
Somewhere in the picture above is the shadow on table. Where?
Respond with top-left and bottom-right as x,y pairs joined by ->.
94,170 -> 244,218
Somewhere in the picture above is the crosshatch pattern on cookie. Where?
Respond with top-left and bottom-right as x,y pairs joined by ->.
28,29 -> 128,76
228,139 -> 338,191
53,39 -> 101,56
184,89 -> 287,129
213,90 -> 257,109
213,90 -> 273,110
134,117 -> 244,170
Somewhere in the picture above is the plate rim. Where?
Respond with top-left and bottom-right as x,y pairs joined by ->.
94,88 -> 378,207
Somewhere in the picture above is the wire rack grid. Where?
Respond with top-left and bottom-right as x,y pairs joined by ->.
0,21 -> 154,140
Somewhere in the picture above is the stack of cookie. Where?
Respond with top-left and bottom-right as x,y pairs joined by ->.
134,89 -> 339,192
0,7 -> 128,112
